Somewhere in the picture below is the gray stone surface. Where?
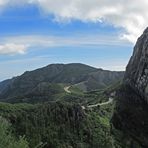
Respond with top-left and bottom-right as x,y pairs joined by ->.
124,27 -> 148,101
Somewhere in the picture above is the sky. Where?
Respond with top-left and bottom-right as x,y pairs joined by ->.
0,0 -> 148,81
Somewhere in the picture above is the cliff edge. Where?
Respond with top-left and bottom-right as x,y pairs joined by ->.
112,28 -> 148,148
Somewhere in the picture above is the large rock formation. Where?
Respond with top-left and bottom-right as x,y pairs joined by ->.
124,27 -> 148,101
112,28 -> 148,148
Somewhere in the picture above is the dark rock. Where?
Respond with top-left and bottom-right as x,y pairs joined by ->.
124,27 -> 148,101
112,28 -> 148,147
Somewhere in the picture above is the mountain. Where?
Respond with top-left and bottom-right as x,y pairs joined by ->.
75,70 -> 124,91
0,63 -> 124,103
112,28 -> 148,147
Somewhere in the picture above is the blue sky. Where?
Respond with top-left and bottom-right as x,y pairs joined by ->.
0,1 -> 143,81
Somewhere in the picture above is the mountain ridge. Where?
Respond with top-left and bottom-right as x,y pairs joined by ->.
0,63 -> 124,103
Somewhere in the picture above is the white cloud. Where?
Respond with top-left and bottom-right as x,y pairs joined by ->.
0,33 -> 130,55
0,0 -> 5,5
0,43 -> 28,55
0,0 -> 147,43
30,0 -> 148,44
6,35 -> 129,46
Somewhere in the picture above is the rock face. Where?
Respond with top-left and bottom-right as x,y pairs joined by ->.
112,28 -> 148,147
124,27 -> 148,101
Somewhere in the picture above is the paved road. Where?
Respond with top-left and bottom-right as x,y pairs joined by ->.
64,86 -> 71,93
87,97 -> 113,108
64,85 -> 114,109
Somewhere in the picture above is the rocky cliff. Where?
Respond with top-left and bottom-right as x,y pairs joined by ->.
124,27 -> 148,101
112,28 -> 148,147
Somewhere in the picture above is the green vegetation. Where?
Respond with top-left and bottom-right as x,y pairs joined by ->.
0,63 -> 124,147
0,63 -> 123,103
0,116 -> 29,148
0,79 -> 122,148
0,101 -> 115,148
69,85 -> 84,95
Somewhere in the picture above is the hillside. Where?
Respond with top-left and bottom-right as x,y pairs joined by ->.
76,70 -> 124,91
0,101 -> 114,148
0,79 -> 118,148
0,63 -> 124,103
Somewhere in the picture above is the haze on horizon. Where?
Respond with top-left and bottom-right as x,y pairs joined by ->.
0,0 -> 148,81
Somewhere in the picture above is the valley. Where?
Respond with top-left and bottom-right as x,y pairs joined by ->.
0,63 -> 122,148
1,30 -> 148,147
0,1 -> 147,148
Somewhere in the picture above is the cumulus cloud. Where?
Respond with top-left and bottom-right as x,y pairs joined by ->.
0,0 -> 147,44
0,43 -> 27,55
31,0 -> 148,43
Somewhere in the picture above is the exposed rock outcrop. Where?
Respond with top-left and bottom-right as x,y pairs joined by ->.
124,27 -> 148,101
112,28 -> 148,148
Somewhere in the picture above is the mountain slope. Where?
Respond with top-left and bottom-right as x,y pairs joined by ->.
0,63 -> 124,102
0,102 -> 113,148
76,70 -> 124,91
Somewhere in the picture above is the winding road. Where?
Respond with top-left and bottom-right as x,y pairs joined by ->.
87,97 -> 113,108
64,85 -> 114,109
64,86 -> 71,93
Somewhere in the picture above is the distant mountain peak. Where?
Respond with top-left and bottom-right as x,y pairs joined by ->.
0,63 -> 123,103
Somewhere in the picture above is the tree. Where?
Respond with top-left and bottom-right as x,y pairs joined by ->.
0,116 -> 29,148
